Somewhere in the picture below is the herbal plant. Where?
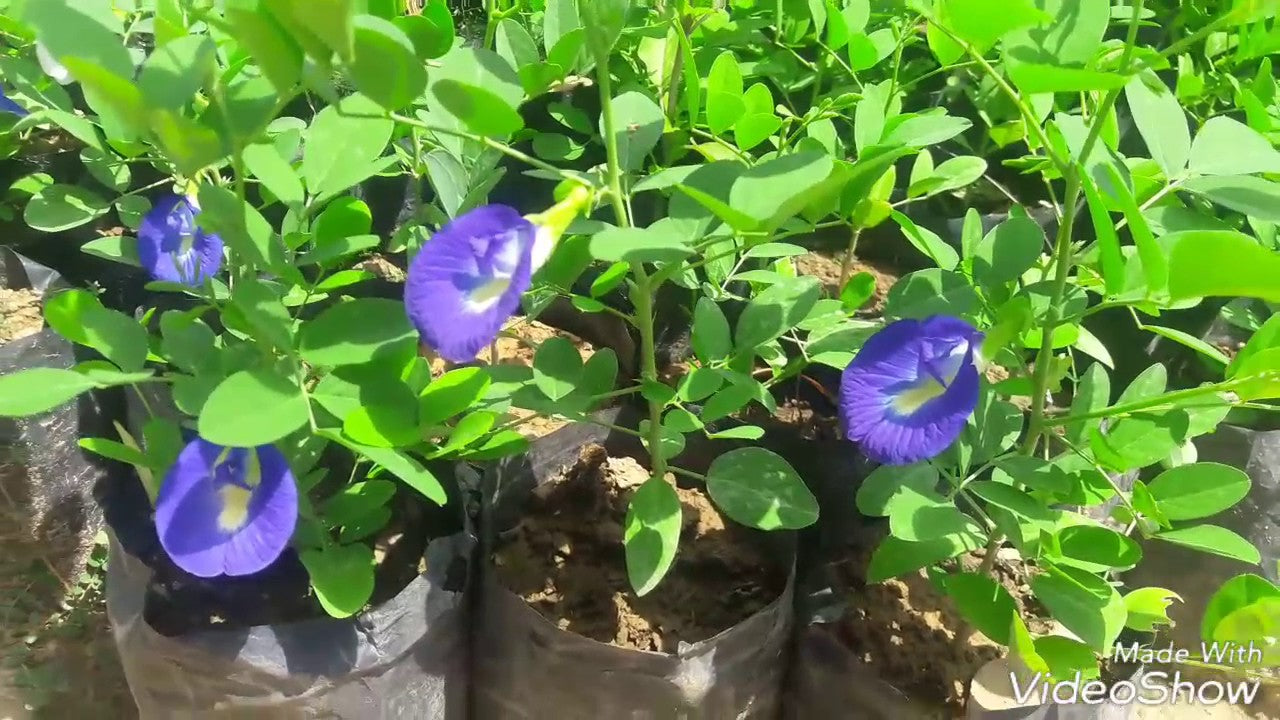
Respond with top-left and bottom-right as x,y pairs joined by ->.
0,0 -> 834,607
832,0 -> 1280,683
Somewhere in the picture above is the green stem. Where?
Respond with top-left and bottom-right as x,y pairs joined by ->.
387,113 -> 582,183
1023,0 -> 1146,454
483,0 -> 498,50
594,42 -> 667,485
939,1 -> 1145,575
1042,382 -> 1241,427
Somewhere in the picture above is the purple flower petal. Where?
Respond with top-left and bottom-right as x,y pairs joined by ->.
839,315 -> 983,465
0,88 -> 27,118
137,194 -> 224,286
155,438 -> 298,578
404,205 -> 537,363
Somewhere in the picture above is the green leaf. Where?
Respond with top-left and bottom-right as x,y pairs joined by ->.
589,226 -> 692,263
692,297 -> 732,362
0,368 -> 97,417
269,0 -> 356,61
1211,599 -> 1280,666
230,276 -> 294,352
80,147 -> 129,192
532,336 -> 582,402
397,10 -> 454,60
301,93 -> 394,199
728,151 -> 835,232
496,18 -> 539,69
24,184 -> 109,232
887,486 -> 976,541
1031,564 -> 1127,652
1231,347 -> 1280,401
856,463 -> 939,516
1202,574 -> 1280,641
150,110 -> 226,177
1144,324 -> 1231,366
891,211 -> 958,270
243,143 -> 303,207
1230,314 -> 1280,379
543,0 -> 580,54
1119,362 -> 1167,403
1008,63 -> 1126,93
432,79 -> 524,138
1153,525 -> 1261,564
138,35 -> 217,110
43,289 -> 147,371
705,51 -> 744,135
705,447 -> 818,530
323,479 -> 396,527
300,544 -> 374,619
199,367 -> 311,446
1124,71 -> 1190,178
929,0 -> 1049,61
81,235 -> 140,267
884,269 -> 979,320
866,531 -> 984,583
1149,463 -> 1251,521
1065,363 -> 1110,446
883,112 -> 971,147
734,276 -> 821,351
625,474 -> 681,596
944,572 -> 1018,644
60,58 -> 147,140
1055,525 -> 1142,572
1080,170 -> 1125,296
578,0 -> 626,63
299,298 -> 414,367
420,368 -> 491,427
1090,411 -> 1189,472
1104,164 -> 1168,297
1002,0 -> 1109,66
1124,587 -> 1182,632
841,272 -> 877,313
1188,116 -> 1280,176
225,0 -> 304,94
321,430 -> 447,503
1182,176 -> 1280,222
1168,230 -> 1280,302
968,481 -> 1055,522
973,214 -> 1044,284
349,16 -> 427,110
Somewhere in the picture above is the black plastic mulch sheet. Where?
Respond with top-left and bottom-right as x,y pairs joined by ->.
470,409 -> 798,719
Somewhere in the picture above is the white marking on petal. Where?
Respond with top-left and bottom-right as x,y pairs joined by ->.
36,43 -> 72,85
530,224 -> 555,272
464,275 -> 512,312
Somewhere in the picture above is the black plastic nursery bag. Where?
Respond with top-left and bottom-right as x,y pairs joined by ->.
105,524 -> 473,719
471,412 -> 796,719
0,246 -> 114,570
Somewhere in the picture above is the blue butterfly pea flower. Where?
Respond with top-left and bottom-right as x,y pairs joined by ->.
840,315 -> 984,465
154,439 -> 298,578
137,194 -> 224,286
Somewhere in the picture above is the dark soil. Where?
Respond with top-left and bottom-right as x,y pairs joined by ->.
0,287 -> 42,343
794,251 -> 899,315
492,444 -> 787,652
827,534 -> 1053,716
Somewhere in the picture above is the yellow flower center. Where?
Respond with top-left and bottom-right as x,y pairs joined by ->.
218,483 -> 253,532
